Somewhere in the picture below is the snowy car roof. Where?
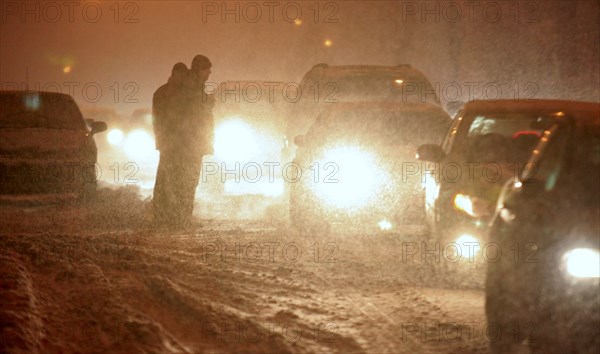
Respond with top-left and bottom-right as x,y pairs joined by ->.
464,100 -> 600,127
320,101 -> 448,114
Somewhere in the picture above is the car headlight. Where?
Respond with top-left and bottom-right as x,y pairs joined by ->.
378,219 -> 393,231
107,128 -> 124,145
123,129 -> 158,164
454,234 -> 481,258
312,146 -> 385,209
214,118 -> 261,164
454,194 -> 475,216
563,248 -> 600,278
424,172 -> 440,205
453,193 -> 492,218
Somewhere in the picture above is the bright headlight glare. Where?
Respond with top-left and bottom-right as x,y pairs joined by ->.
424,173 -> 439,205
454,194 -> 475,217
564,248 -> 600,278
107,128 -> 124,145
378,219 -> 393,231
123,130 -> 158,163
454,234 -> 481,258
312,146 -> 385,209
214,118 -> 261,163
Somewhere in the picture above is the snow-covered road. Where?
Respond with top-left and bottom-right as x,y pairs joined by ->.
1,194 -> 494,353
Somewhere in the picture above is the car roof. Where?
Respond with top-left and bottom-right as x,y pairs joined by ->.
310,63 -> 411,70
305,64 -> 429,78
217,80 -> 285,86
464,99 -> 600,127
321,101 -> 449,115
0,90 -> 74,101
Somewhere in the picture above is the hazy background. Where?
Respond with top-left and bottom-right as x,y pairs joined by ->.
2,0 -> 598,118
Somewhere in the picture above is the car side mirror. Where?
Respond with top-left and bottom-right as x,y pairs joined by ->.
416,144 -> 445,162
91,121 -> 108,135
294,135 -> 307,147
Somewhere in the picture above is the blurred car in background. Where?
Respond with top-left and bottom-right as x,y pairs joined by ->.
199,81 -> 292,217
291,102 -> 451,233
90,108 -> 158,194
485,101 -> 599,354
416,100 -> 559,258
0,90 -> 106,200
284,63 -> 441,164
102,109 -> 155,164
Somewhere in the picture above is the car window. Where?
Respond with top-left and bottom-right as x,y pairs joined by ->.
287,68 -> 438,138
525,125 -> 599,201
0,92 -> 86,130
467,115 -> 544,137
307,107 -> 450,147
521,125 -> 569,191
442,113 -> 463,153
301,72 -> 436,104
459,113 -> 552,163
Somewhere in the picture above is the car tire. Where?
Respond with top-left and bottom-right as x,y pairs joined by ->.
485,256 -> 537,353
485,270 -> 517,353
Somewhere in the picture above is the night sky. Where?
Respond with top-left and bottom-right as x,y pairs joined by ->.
2,1 -> 599,117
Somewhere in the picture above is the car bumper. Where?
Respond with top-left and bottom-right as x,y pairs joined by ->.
0,160 -> 96,195
299,187 -> 423,231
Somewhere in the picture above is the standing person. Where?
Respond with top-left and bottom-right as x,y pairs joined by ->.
173,55 -> 215,227
152,62 -> 189,227
152,55 -> 215,229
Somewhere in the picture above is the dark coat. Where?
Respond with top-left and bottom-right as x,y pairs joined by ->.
153,79 -> 214,156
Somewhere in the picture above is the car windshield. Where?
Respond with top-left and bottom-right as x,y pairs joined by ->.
303,72 -> 434,103
308,107 -> 450,147
0,92 -> 85,130
462,112 -> 552,163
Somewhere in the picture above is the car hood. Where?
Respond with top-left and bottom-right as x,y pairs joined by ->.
301,140 -> 418,159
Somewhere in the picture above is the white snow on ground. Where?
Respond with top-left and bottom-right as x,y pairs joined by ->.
1,188 -> 495,353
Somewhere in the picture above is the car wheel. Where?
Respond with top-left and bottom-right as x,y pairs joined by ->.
485,257 -> 537,353
485,271 -> 517,353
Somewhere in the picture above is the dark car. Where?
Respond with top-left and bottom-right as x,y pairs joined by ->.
284,63 -> 440,164
0,91 -> 106,199
290,102 -> 451,233
415,100 -> 567,257
485,101 -> 599,353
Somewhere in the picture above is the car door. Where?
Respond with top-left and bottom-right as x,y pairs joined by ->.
424,111 -> 466,221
